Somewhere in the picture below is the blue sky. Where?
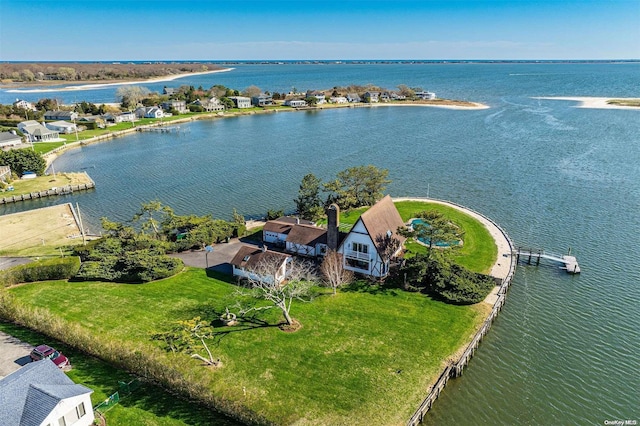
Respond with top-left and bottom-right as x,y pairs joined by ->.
1,0 -> 638,60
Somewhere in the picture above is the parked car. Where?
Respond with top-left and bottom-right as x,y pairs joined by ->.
30,344 -> 69,368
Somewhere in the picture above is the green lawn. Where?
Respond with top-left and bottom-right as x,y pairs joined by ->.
6,268 -> 488,425
0,322 -> 240,426
32,141 -> 68,154
1,172 -> 93,197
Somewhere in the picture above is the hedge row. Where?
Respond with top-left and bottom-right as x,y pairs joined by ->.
1,257 -> 81,287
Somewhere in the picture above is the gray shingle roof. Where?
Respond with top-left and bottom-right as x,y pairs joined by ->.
0,359 -> 92,426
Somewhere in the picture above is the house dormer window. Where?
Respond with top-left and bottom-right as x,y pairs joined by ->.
352,242 -> 368,254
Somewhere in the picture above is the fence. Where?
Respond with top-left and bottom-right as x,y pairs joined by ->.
93,378 -> 142,415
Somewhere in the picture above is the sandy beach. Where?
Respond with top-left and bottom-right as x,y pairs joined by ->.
370,101 -> 489,110
4,68 -> 234,93
534,96 -> 640,110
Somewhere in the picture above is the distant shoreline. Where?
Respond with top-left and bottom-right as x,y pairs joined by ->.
534,96 -> 640,110
2,68 -> 234,93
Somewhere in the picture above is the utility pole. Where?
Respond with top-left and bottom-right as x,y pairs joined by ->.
76,202 -> 86,246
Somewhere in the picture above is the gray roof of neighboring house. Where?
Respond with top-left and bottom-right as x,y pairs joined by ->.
18,121 -> 57,136
0,359 -> 93,426
230,245 -> 290,269
263,217 -> 315,234
285,224 -> 327,246
44,110 -> 75,119
0,132 -> 22,143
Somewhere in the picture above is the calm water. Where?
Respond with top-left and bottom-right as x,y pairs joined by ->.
2,63 -> 639,425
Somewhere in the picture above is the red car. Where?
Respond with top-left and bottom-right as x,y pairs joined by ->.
30,344 -> 69,368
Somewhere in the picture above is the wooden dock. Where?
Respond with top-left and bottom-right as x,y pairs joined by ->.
514,247 -> 581,274
137,125 -> 182,133
0,182 -> 95,205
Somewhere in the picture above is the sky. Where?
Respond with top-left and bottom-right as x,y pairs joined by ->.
1,0 -> 639,61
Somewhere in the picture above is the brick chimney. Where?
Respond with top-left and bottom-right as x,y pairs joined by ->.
326,204 -> 340,250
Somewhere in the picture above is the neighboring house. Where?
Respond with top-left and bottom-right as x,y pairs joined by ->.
135,106 -> 164,119
306,90 -> 326,105
284,99 -> 307,108
45,120 -> 77,134
161,100 -> 188,114
17,120 -> 60,142
363,91 -> 380,103
415,91 -> 436,100
44,110 -> 78,121
192,98 -> 224,112
0,131 -> 23,148
103,112 -> 135,124
78,115 -> 106,128
263,216 -> 315,247
285,224 -> 328,257
390,92 -> 407,101
337,195 -> 406,278
228,96 -> 252,109
329,96 -> 348,104
0,359 -> 94,426
252,93 -> 274,107
13,99 -> 36,111
163,87 -> 177,95
346,93 -> 361,103
230,245 -> 292,284
380,92 -> 391,102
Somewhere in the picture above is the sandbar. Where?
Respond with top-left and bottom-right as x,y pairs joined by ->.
5,68 -> 234,94
534,96 -> 640,110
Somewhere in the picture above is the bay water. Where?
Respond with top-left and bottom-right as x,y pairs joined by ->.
1,63 -> 639,425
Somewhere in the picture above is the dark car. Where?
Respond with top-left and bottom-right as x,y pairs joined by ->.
30,344 -> 69,368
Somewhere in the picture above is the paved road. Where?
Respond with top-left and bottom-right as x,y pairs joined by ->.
0,331 -> 33,378
0,257 -> 32,271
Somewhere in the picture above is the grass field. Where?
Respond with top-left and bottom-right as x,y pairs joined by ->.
6,268 -> 488,425
32,141 -> 68,154
0,203 -> 85,256
1,172 -> 93,198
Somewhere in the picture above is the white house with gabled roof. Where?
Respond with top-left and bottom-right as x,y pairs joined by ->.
0,359 -> 94,426
337,195 -> 406,278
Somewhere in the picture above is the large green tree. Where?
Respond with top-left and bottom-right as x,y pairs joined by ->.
294,173 -> 324,221
0,149 -> 46,176
323,165 -> 391,209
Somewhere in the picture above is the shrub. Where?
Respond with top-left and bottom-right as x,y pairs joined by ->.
400,253 -> 495,304
75,252 -> 183,283
1,256 -> 81,286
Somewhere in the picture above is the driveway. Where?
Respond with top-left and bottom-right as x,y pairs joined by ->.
0,331 -> 33,378
0,257 -> 32,271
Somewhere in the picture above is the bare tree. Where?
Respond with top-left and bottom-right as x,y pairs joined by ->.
321,250 -> 353,295
116,85 -> 151,109
151,317 -> 220,366
242,85 -> 262,98
238,255 -> 317,327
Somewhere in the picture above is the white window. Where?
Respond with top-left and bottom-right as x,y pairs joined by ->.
352,242 -> 368,254
76,402 -> 87,418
